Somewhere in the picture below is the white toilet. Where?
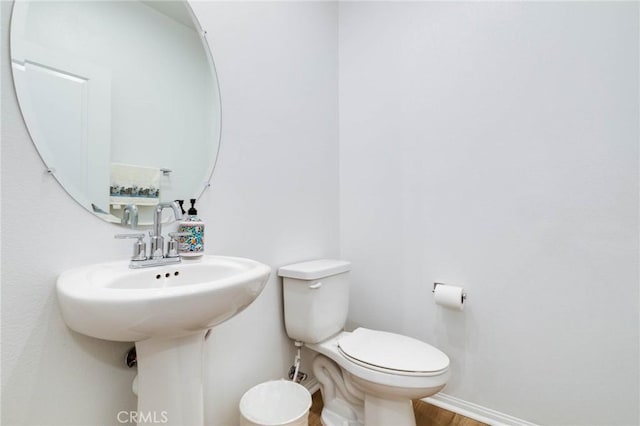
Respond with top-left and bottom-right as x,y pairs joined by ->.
279,259 -> 450,426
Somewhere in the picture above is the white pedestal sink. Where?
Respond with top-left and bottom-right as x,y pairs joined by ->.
57,255 -> 271,426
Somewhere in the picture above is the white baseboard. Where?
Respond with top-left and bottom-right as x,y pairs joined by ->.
302,376 -> 321,394
424,393 -> 538,426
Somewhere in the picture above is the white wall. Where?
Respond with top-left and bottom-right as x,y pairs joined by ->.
192,2 -> 338,423
1,1 -> 338,425
339,2 -> 639,425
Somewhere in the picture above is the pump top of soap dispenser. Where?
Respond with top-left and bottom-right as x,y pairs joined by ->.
188,199 -> 198,216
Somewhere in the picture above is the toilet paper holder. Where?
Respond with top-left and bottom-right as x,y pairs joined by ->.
433,282 -> 467,302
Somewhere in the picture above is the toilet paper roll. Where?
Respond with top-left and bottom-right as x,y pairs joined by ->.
434,284 -> 465,311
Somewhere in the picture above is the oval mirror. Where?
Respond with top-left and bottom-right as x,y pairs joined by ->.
9,0 -> 221,227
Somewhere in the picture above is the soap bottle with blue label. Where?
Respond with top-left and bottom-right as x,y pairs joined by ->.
178,198 -> 204,257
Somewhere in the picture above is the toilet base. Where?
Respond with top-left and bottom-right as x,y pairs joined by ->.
313,353 -> 420,426
364,394 -> 416,426
321,399 -> 362,426
319,389 -> 418,426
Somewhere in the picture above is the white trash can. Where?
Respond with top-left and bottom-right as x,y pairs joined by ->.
239,380 -> 312,426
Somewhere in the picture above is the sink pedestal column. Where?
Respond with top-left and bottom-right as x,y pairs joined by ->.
135,331 -> 206,426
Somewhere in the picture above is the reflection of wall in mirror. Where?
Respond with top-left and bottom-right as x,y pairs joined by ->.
11,56 -> 112,212
21,1 -> 217,212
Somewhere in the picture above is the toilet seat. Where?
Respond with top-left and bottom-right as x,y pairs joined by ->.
337,328 -> 449,377
308,331 -> 450,392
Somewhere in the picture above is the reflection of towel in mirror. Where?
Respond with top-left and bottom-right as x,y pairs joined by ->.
110,163 -> 161,205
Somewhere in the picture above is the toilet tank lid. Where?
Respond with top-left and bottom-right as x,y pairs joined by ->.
278,259 -> 351,280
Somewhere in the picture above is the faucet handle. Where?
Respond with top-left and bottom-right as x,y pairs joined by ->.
167,232 -> 191,258
115,233 -> 147,261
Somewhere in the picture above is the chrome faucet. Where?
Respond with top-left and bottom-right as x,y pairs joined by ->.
150,201 -> 183,259
115,201 -> 185,269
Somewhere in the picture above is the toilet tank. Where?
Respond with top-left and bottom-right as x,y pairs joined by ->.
278,259 -> 351,344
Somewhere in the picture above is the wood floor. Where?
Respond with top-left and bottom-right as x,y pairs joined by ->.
308,391 -> 487,426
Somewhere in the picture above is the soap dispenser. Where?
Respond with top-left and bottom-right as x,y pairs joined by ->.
177,198 -> 204,257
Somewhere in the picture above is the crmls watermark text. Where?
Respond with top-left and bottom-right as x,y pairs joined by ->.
117,411 -> 169,424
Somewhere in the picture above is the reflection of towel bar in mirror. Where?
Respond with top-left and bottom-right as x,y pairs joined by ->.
110,198 -> 159,207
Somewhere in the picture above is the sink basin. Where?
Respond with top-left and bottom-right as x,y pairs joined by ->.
57,255 -> 271,342
57,255 -> 271,426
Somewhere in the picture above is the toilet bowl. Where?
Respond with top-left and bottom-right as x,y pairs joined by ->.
279,260 -> 450,426
310,329 -> 449,426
